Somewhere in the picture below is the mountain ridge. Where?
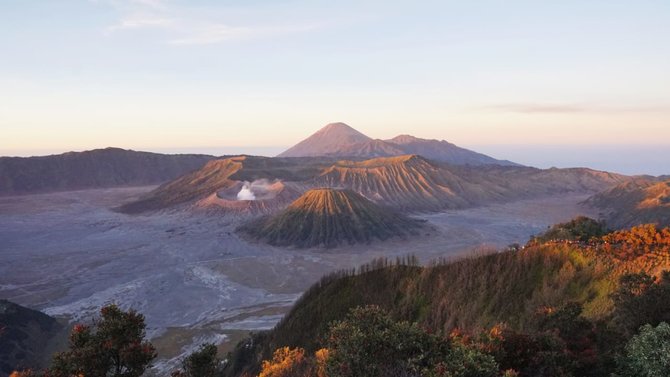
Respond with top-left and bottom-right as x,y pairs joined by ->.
313,155 -> 628,211
0,148 -> 214,196
119,154 -> 630,214
278,122 -> 518,166
586,178 -> 670,228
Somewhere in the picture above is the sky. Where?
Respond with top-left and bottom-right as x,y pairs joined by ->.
1,0 -> 669,174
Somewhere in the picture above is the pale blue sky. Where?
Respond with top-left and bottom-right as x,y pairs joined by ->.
1,0 -> 669,174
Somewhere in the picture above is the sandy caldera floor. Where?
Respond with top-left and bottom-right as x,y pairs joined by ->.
0,186 -> 596,373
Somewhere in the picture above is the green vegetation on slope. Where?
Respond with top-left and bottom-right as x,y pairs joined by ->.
225,222 -> 670,377
11,305 -> 156,377
529,216 -> 609,244
232,246 -> 611,366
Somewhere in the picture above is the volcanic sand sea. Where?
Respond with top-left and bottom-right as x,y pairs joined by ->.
0,186 -> 596,373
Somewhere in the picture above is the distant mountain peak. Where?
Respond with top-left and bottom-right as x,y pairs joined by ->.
277,122 -> 372,158
319,122 -> 362,134
278,122 -> 519,166
387,134 -> 425,144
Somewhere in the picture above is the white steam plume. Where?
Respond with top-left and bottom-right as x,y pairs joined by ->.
237,183 -> 256,200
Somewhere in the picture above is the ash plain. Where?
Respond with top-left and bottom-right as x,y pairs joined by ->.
0,186 -> 596,372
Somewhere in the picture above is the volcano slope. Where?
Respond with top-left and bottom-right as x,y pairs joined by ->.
586,178 -> 670,228
239,188 -> 425,248
117,156 -> 333,214
312,155 -> 477,211
312,155 -> 629,211
119,154 -> 629,216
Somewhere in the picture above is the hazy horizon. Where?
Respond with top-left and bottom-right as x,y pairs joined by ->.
3,140 -> 669,176
2,1 -> 669,174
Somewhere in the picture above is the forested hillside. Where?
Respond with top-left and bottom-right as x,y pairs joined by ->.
224,220 -> 670,377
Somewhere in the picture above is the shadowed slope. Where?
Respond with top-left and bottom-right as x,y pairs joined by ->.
587,178 -> 670,228
239,188 -> 424,248
386,134 -> 519,166
0,300 -> 65,375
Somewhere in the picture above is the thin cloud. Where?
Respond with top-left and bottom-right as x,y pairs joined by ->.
487,104 -> 586,114
130,0 -> 164,8
485,103 -> 670,114
106,16 -> 174,32
168,24 -> 256,45
168,22 -> 322,46
97,0 -> 326,45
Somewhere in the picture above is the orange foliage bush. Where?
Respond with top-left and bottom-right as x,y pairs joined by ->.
258,347 -> 330,377
313,348 -> 329,377
9,372 -> 34,377
258,347 -> 308,377
597,225 -> 670,273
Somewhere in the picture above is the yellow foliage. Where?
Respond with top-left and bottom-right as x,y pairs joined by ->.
259,347 -> 307,377
314,348 -> 330,377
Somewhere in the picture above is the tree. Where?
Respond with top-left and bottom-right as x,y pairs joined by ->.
324,305 -> 498,377
49,304 -> 156,377
619,322 -> 670,377
172,343 -> 221,377
529,216 -> 608,245
611,271 -> 670,337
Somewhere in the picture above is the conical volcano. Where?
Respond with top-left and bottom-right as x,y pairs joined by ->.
240,188 -> 424,248
277,122 -> 372,157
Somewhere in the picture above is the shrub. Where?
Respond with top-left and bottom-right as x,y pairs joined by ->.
325,305 -> 497,377
619,322 -> 670,376
172,343 -> 221,377
48,304 -> 156,377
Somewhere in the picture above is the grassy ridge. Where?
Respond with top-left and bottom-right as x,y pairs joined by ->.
224,244 -> 630,376
225,220 -> 670,376
274,246 -> 613,347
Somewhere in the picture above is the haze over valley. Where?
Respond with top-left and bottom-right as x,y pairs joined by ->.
2,1 -> 670,376
3,122 -> 669,375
